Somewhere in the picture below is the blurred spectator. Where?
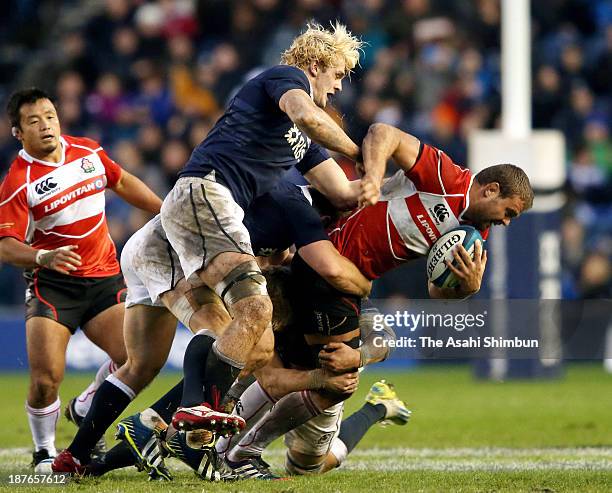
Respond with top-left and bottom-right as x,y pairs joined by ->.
0,0 -> 610,303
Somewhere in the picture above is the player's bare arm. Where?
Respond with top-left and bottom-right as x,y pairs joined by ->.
111,169 -> 162,214
256,362 -> 358,400
303,158 -> 360,210
360,123 -> 422,207
428,240 -> 487,299
279,89 -> 360,161
298,240 -> 372,297
319,311 -> 396,372
0,237 -> 82,274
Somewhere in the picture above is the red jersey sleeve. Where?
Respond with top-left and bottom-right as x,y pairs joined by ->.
68,136 -> 123,187
98,148 -> 122,187
406,143 -> 470,195
0,165 -> 30,242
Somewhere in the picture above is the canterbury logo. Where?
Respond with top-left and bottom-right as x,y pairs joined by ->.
433,204 -> 449,222
34,178 -> 58,195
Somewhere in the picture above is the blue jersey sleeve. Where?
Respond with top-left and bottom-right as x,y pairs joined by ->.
264,65 -> 311,106
295,142 -> 330,175
272,184 -> 329,250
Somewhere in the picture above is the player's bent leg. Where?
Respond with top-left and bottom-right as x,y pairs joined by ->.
285,450 -> 327,475
82,303 -> 127,366
114,304 -> 177,393
26,317 -> 71,465
162,281 -> 231,336
242,323 -> 274,376
174,258 -> 270,433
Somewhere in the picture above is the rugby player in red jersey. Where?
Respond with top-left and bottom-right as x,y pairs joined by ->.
221,123 -> 534,477
0,88 -> 162,469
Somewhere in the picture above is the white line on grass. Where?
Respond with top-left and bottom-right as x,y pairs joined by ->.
1,447 -> 611,472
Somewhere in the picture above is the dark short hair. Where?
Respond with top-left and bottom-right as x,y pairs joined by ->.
475,164 -> 534,210
6,88 -> 54,129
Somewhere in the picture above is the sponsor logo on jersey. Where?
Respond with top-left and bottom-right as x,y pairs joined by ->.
81,157 -> 95,173
34,178 -> 58,195
257,247 -> 278,257
284,124 -> 310,161
317,432 -> 333,445
43,178 -> 105,213
0,222 -> 14,229
416,214 -> 438,243
431,203 -> 450,223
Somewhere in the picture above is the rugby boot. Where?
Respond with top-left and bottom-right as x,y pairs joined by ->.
223,455 -> 286,480
160,428 -> 221,481
172,404 -> 245,436
365,380 -> 411,426
115,409 -> 172,481
51,449 -> 86,476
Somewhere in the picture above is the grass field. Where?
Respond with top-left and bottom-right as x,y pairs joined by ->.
0,364 -> 610,492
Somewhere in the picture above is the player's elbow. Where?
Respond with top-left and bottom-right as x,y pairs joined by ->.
0,237 -> 14,263
317,262 -> 344,285
292,111 -> 319,132
367,122 -> 392,139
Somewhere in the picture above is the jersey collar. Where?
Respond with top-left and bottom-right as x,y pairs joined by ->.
19,136 -> 68,167
458,173 -> 475,222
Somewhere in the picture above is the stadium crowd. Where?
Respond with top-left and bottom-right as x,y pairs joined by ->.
0,0 -> 610,303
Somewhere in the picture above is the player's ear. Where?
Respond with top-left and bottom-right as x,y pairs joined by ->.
12,127 -> 22,141
484,182 -> 500,197
308,60 -> 319,77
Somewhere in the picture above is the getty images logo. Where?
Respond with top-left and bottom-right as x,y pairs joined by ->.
34,178 -> 58,195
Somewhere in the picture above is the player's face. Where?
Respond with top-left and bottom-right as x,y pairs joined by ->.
468,184 -> 525,230
16,98 -> 61,158
311,59 -> 346,108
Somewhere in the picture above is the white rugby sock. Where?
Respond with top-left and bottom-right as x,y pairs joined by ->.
26,398 -> 60,456
227,390 -> 321,462
73,359 -> 118,417
216,380 -> 276,457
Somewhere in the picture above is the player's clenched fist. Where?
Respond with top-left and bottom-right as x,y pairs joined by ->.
321,369 -> 359,394
36,245 -> 82,275
358,174 -> 381,208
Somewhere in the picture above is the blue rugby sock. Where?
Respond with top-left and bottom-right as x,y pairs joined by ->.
67,377 -> 135,463
337,402 -> 386,453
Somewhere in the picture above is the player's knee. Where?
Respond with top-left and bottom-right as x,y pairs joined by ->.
190,300 -> 230,334
122,358 -> 162,388
285,450 -> 325,476
29,373 -> 62,400
233,295 -> 273,336
214,261 -> 269,321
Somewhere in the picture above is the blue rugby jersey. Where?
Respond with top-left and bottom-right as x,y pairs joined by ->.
180,65 -> 329,210
245,180 -> 328,257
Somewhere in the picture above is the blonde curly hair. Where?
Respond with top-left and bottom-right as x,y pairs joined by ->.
281,21 -> 363,75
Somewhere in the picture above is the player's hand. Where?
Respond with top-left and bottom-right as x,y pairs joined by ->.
36,245 -> 82,274
321,369 -> 359,394
358,174 -> 381,208
319,342 -> 360,373
445,240 -> 487,297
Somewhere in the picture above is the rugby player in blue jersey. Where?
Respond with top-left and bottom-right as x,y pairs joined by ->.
52,22 -> 376,474
159,21 -> 375,436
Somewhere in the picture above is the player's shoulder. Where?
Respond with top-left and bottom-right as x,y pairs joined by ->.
256,65 -> 309,90
0,155 -> 28,186
63,135 -> 103,152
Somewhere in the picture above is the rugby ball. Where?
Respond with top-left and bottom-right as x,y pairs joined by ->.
426,226 -> 484,289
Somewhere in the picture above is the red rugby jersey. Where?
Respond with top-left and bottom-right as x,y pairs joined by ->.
0,135 -> 123,277
328,143 -> 489,280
